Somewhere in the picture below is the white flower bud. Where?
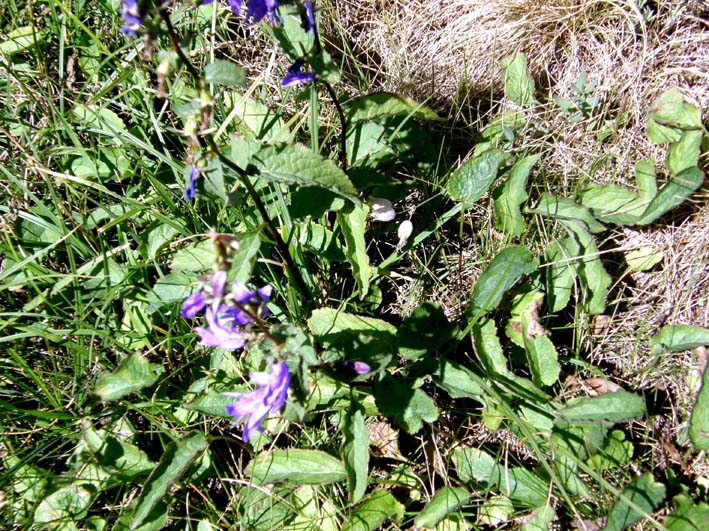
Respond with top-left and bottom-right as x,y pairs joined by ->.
396,220 -> 413,250
368,197 -> 396,222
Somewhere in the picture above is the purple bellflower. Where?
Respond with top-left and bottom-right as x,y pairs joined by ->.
303,1 -> 315,33
181,270 -> 227,319
120,0 -> 142,35
184,166 -> 200,201
229,0 -> 280,25
341,360 -> 372,375
182,273 -> 272,350
281,60 -> 315,87
224,361 -> 290,442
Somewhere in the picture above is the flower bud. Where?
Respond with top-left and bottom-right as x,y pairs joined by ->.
369,198 -> 395,222
397,220 -> 413,250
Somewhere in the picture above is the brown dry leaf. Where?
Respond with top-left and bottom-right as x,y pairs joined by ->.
368,421 -> 400,459
564,376 -> 621,396
591,314 -> 612,336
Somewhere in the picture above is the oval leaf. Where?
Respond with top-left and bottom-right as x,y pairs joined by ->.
469,245 -> 537,318
246,449 -> 347,485
344,93 -> 440,124
448,149 -> 511,204
251,143 -> 359,202
94,354 -> 163,402
559,391 -> 645,423
414,486 -> 470,529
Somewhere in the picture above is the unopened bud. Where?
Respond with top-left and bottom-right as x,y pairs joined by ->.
396,220 -> 413,250
369,198 -> 395,222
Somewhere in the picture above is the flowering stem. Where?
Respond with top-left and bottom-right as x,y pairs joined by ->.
158,8 -> 313,313
310,1 -> 348,171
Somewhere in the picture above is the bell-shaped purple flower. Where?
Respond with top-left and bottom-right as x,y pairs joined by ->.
303,1 -> 315,33
281,60 -> 314,87
195,305 -> 248,349
184,166 -> 200,201
224,361 -> 290,442
341,360 -> 372,375
120,0 -> 142,35
229,0 -> 280,25
181,271 -> 227,319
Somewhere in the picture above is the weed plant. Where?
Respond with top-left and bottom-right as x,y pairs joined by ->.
1,1 -> 709,530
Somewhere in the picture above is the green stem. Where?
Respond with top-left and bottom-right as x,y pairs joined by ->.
158,8 -> 312,312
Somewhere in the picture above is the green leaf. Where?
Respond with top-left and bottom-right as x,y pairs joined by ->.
665,495 -> 709,531
414,486 -> 470,529
145,272 -> 193,312
447,149 -> 511,204
602,473 -> 665,531
649,325 -> 709,355
639,166 -> 705,224
635,158 -> 658,201
561,220 -> 611,315
432,358 -> 485,399
237,486 -> 294,531
291,187 -> 346,218
251,143 -> 359,202
559,391 -> 645,422
525,334 -> 561,388
531,193 -> 605,233
82,426 -> 155,480
452,447 -> 497,484
375,375 -> 438,434
131,433 -> 208,530
493,155 -> 538,236
342,489 -> 404,531
308,308 -> 397,339
479,495 -> 514,526
204,59 -> 246,86
625,246 -> 664,271
472,318 -> 510,376
71,104 -> 127,145
170,240 -> 214,272
521,506 -> 556,531
544,236 -> 580,313
344,93 -> 440,124
343,404 -> 369,503
338,203 -> 372,298
580,185 -> 646,225
587,430 -> 633,471
311,50 -> 341,84
34,484 -> 92,526
502,53 -> 536,105
665,130 -> 703,175
469,245 -> 537,318
183,390 -> 234,418
296,222 -> 345,260
224,94 -> 289,142
496,468 -> 549,507
689,353 -> 709,450
94,354 -> 163,402
648,88 -> 703,135
397,302 -> 454,359
0,26 -> 46,55
228,231 -> 261,283
246,449 -> 347,485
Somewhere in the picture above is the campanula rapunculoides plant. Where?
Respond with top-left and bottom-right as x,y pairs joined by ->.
33,0 -> 704,529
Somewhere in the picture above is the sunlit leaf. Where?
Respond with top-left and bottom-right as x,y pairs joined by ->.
94,354 -> 163,402
448,149 -> 511,204
246,449 -> 347,485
